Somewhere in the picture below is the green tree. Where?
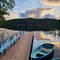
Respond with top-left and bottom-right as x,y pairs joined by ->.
0,0 -> 15,20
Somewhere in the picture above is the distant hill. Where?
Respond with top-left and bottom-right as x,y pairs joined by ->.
0,18 -> 60,31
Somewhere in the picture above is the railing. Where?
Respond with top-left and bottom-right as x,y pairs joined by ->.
0,31 -> 26,54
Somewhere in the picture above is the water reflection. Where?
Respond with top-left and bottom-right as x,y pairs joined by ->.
34,30 -> 60,42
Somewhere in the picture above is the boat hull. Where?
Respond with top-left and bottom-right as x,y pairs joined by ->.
31,43 -> 55,60
31,50 -> 54,60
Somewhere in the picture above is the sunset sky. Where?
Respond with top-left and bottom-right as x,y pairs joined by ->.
9,0 -> 60,19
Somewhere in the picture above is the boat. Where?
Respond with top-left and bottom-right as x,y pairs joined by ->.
31,43 -> 55,60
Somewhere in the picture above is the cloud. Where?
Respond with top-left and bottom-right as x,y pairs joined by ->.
29,8 -> 53,18
42,0 -> 60,6
39,8 -> 53,18
28,14 -> 35,18
20,8 -> 53,18
55,14 -> 60,19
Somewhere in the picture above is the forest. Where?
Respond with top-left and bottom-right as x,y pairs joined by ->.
0,18 -> 60,31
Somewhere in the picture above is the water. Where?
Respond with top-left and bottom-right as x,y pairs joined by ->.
32,30 -> 60,52
34,31 -> 60,42
30,31 -> 60,60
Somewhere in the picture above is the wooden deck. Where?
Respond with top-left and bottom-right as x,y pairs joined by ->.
0,32 -> 34,60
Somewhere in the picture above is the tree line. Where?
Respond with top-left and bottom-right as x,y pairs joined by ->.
0,18 -> 60,31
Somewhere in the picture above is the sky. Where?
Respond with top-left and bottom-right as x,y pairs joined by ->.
9,0 -> 60,19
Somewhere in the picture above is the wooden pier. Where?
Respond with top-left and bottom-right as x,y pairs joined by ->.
0,32 -> 34,60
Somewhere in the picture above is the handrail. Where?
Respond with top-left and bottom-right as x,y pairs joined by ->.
0,34 -> 16,44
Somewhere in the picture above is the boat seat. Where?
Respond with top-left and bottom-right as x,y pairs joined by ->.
40,48 -> 51,53
35,51 -> 46,58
